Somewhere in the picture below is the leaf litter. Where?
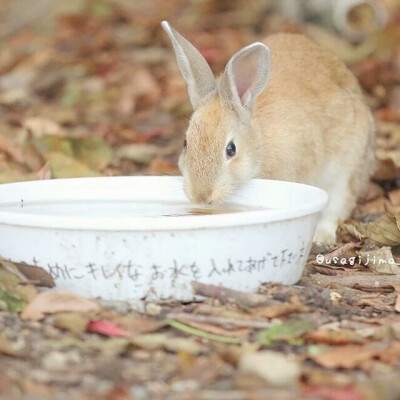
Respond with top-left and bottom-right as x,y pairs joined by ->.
1,1 -> 400,399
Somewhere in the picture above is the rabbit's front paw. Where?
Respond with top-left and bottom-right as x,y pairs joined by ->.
314,220 -> 337,245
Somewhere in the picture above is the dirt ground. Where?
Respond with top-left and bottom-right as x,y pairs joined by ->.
2,1 -> 400,399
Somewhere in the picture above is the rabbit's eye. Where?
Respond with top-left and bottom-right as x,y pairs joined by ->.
226,141 -> 236,158
183,139 -> 187,150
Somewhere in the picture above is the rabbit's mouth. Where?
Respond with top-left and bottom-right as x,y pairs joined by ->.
184,183 -> 234,206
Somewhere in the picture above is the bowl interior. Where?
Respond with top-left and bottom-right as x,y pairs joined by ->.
0,176 -> 328,230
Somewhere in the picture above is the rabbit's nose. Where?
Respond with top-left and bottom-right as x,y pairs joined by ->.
193,190 -> 213,205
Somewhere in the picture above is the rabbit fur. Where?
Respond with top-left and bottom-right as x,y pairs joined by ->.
162,21 -> 375,244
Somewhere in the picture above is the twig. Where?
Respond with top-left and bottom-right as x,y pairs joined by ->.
167,312 -> 274,329
324,242 -> 361,262
165,319 -> 241,344
191,281 -> 270,308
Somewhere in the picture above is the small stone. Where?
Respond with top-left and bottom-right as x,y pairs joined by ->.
42,350 -> 81,371
145,303 -> 162,316
239,351 -> 300,386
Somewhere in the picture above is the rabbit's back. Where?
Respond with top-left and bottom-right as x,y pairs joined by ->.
259,33 -> 360,106
254,33 -> 373,190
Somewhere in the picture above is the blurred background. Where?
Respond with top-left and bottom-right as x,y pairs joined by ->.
0,0 -> 399,191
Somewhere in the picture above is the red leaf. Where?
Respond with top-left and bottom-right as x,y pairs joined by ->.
302,385 -> 363,400
86,320 -> 132,338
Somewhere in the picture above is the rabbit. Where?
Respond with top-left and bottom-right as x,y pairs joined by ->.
161,21 -> 375,244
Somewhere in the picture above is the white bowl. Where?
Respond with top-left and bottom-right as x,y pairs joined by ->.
0,176 -> 328,301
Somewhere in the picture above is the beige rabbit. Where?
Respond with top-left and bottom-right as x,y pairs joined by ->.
162,21 -> 375,244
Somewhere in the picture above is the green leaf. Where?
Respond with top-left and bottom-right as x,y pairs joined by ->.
165,319 -> 241,344
32,136 -> 74,157
256,319 -> 316,346
70,137 -> 113,171
90,1 -> 113,16
0,283 -> 26,313
44,152 -> 100,178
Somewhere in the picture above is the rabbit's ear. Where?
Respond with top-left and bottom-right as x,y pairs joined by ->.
220,42 -> 270,117
162,21 -> 217,109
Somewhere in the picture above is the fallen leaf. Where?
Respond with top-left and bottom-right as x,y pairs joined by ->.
24,117 -> 64,137
114,314 -> 162,334
305,329 -> 365,345
256,319 -> 316,346
118,68 -> 161,115
323,242 -> 361,262
176,320 -> 251,338
239,351 -> 300,386
395,294 -> 400,312
32,136 -> 73,157
309,272 -> 400,291
310,345 -> 376,369
251,301 -> 306,319
354,196 -> 387,218
191,281 -> 268,307
70,137 -> 113,171
36,162 -> 52,180
0,283 -> 26,313
375,342 -> 400,364
0,334 -> 23,357
86,320 -> 133,338
338,213 -> 400,246
14,262 -> 55,288
114,143 -> 160,164
131,333 -> 207,355
358,182 -> 385,203
14,284 -> 38,303
337,220 -> 367,243
302,385 -> 363,400
358,246 -> 400,274
44,152 -> 99,178
21,291 -> 99,321
148,158 -> 179,175
53,312 -> 91,336
388,187 -> 400,207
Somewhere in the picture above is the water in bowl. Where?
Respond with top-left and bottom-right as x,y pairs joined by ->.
1,199 -> 260,218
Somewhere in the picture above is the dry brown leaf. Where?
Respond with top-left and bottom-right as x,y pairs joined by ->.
358,245 -> 400,274
191,281 -> 268,307
251,301 -> 306,319
358,182 -> 385,203
179,320 -> 251,338
0,334 -> 23,357
310,345 -> 376,369
118,68 -> 161,115
114,143 -> 160,164
148,158 -> 180,175
20,290 -> 99,321
376,342 -> 400,365
338,214 -> 400,246
364,213 -> 400,246
309,272 -> 400,291
323,242 -> 361,262
336,220 -> 367,243
53,312 -> 91,335
354,196 -> 387,217
388,187 -> 400,207
114,314 -> 162,334
395,294 -> 400,312
14,262 -> 55,287
44,152 -> 100,178
373,158 -> 399,181
305,329 -> 365,345
35,162 -> 52,180
24,117 -> 64,137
